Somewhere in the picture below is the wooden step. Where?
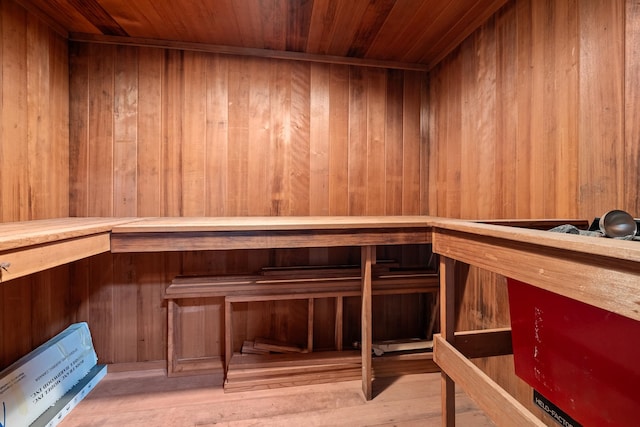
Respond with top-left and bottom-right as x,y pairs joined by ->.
223,350 -> 438,393
224,351 -> 362,393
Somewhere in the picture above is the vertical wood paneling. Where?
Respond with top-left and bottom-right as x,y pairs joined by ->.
136,253 -> 166,362
402,71 -> 422,215
226,56 -> 250,216
328,64 -> 350,215
290,62 -> 311,215
113,45 -> 138,217
87,252 -> 115,363
527,2 -> 545,219
385,69 -> 403,215
133,49 -> 165,365
495,5 -> 518,218
64,43 -> 428,367
1,278 -> 32,366
205,54 -> 228,216
50,31 -> 70,217
0,0 -> 70,369
626,0 -> 640,216
427,0 -> 637,419
309,63 -> 331,264
269,60 -> 291,216
247,57 -> 271,215
137,47 -> 162,216
88,43 -> 115,216
2,1 -> 28,220
429,0 -> 634,221
578,0 -> 625,219
182,51 -> 207,216
162,50 -> 183,216
309,63 -> 330,215
511,0 -> 531,218
26,15 -> 50,219
550,0 -> 579,218
474,22 -> 497,219
112,254 -> 138,362
347,67 -> 367,215
69,42 -> 90,216
366,68 -> 386,215
30,266 -> 70,347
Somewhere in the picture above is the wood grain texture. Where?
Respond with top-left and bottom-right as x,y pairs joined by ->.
626,0 -> 640,218
58,371 -> 493,426
427,1 -> 636,423
578,1 -> 625,219
65,39 -> 428,368
427,0 -> 633,222
0,0 -> 70,368
434,336 -> 546,427
1,0 -> 29,220
35,0 -> 508,68
70,47 -> 428,219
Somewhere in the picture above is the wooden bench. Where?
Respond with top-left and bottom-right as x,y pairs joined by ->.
164,266 -> 439,379
0,217 -> 138,282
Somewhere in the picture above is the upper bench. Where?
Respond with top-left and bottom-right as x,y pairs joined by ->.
0,217 -> 137,282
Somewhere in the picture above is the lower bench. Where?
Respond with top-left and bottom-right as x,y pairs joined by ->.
164,266 -> 439,387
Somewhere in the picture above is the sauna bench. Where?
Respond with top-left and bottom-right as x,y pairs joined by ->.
109,216 -> 435,400
0,217 -> 138,282
431,219 -> 640,426
164,269 -> 439,384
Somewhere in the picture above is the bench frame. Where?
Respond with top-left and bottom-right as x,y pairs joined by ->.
164,267 -> 439,380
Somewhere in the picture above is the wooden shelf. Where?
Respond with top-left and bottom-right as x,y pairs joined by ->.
110,216 -> 432,252
0,217 -> 138,282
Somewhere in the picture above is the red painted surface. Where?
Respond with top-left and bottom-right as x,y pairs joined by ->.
507,279 -> 640,426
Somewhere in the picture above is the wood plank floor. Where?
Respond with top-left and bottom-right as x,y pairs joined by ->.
59,370 -> 494,426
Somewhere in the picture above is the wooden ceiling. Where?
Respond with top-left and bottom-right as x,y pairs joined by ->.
18,0 -> 509,70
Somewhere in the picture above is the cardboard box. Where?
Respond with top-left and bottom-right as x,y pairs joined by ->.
0,322 -> 99,427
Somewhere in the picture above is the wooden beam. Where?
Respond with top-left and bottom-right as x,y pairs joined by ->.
361,245 -> 374,400
0,234 -> 110,282
68,33 -> 431,72
454,328 -> 513,359
432,226 -> 640,322
434,335 -> 546,426
111,228 -> 431,252
335,296 -> 343,351
225,299 -> 232,372
308,299 -> 314,352
439,256 -> 456,426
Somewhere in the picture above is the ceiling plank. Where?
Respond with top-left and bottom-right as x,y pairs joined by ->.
20,0 -> 509,69
347,0 -> 396,57
69,32 -> 430,72
419,0 -> 510,67
287,0 -> 314,52
67,0 -> 128,36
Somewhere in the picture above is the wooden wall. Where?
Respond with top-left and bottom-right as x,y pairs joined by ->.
429,0 -> 639,220
69,44 -> 428,218
0,0 -> 68,222
64,43 -> 430,365
0,0 -> 69,367
427,0 -> 640,420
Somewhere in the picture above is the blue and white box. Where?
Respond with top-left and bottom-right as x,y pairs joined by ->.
0,322 -> 105,427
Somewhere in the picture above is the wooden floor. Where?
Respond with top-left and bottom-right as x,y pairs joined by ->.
59,369 -> 494,426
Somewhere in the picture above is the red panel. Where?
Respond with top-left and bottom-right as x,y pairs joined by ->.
507,279 -> 640,426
